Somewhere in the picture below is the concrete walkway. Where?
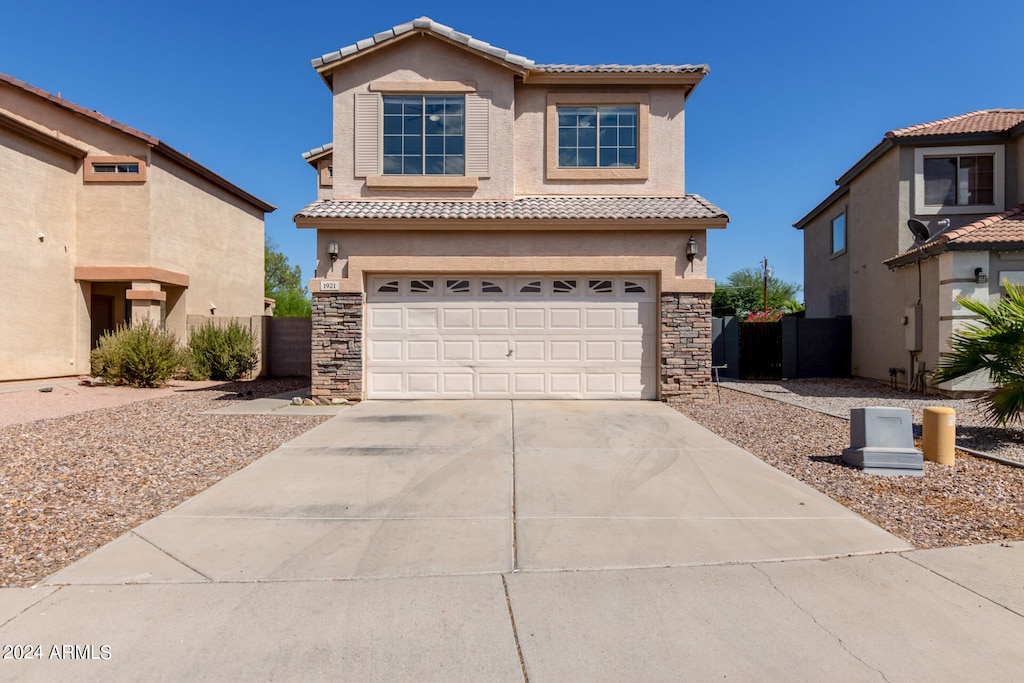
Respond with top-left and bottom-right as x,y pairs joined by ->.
2,400 -> 1023,681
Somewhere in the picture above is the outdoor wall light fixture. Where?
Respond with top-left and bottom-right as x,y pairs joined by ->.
327,241 -> 339,262
975,267 -> 988,284
686,236 -> 698,261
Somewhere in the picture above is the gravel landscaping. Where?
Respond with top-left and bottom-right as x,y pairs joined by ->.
0,378 -> 329,588
680,378 -> 1024,549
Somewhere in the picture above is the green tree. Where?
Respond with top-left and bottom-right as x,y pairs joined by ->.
933,282 -> 1024,426
265,239 -> 311,317
712,267 -> 801,318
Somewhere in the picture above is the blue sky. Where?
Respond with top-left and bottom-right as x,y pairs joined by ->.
3,0 -> 1021,295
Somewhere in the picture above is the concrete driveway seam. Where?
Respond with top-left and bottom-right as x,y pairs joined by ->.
501,573 -> 529,681
900,551 -> 1024,619
749,562 -> 891,680
131,530 -> 213,582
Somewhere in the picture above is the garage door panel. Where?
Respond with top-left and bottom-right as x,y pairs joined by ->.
407,307 -> 439,329
477,373 -> 511,395
585,340 -> 618,361
443,340 -> 474,361
366,276 -> 658,399
549,308 -> 582,329
407,373 -> 439,394
550,340 -> 582,361
370,307 -> 404,330
442,308 -> 475,330
513,373 -> 546,394
513,340 -> 545,362
513,308 -> 545,329
407,340 -> 438,361
442,373 -> 475,395
478,308 -> 511,329
369,340 -> 404,361
549,373 -> 582,394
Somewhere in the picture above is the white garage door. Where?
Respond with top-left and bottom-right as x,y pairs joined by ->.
365,275 -> 656,399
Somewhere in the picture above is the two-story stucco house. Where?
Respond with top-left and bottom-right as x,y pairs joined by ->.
795,109 -> 1024,393
0,72 -> 275,382
294,17 -> 728,402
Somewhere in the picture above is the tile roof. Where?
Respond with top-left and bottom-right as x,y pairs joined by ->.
313,17 -> 535,71
887,110 -> 1024,138
312,17 -> 707,77
534,64 -> 709,74
301,142 -> 333,160
295,196 -> 728,221
884,204 -> 1024,267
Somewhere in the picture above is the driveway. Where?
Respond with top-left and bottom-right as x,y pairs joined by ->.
42,400 -> 907,584
4,400 -> 1024,681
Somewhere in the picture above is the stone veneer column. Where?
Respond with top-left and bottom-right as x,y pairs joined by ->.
660,292 -> 712,404
311,292 -> 363,401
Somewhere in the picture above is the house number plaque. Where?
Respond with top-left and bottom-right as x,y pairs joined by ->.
320,280 -> 339,291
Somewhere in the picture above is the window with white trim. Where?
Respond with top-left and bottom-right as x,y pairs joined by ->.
914,145 -> 1004,215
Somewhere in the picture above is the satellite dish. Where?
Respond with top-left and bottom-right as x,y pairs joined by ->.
907,219 -> 930,242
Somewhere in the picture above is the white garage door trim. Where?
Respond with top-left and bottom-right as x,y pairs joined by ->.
365,275 -> 657,399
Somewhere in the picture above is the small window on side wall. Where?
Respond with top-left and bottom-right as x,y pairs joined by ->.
84,155 -> 147,183
831,212 -> 846,256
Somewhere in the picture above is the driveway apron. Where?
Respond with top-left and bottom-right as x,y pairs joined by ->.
43,400 -> 907,585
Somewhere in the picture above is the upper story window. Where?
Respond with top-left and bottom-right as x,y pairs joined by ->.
383,95 -> 465,175
831,211 -> 846,256
354,84 -> 486,189
545,93 -> 649,181
914,145 -> 1004,215
83,155 -> 147,183
923,155 -> 993,206
557,105 -> 638,169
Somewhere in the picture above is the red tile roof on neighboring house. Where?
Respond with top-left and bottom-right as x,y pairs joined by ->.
887,110 -> 1024,139
0,72 -> 275,213
884,204 -> 1024,268
295,196 -> 728,222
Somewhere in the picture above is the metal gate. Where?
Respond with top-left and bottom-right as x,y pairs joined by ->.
739,321 -> 782,380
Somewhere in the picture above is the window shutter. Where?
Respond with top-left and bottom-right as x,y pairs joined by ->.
464,92 -> 489,177
354,93 -> 380,178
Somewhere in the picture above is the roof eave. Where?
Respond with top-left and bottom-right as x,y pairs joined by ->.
156,142 -> 276,213
521,71 -> 706,88
314,29 -> 531,90
793,184 -> 850,229
295,216 -> 728,229
0,109 -> 90,158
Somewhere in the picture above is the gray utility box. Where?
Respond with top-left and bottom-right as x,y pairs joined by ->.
842,407 -> 923,476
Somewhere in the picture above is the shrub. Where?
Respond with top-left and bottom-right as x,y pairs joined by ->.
187,321 -> 259,381
90,321 -> 183,388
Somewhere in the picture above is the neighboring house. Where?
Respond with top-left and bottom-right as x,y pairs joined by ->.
794,109 -> 1024,393
0,72 -> 275,382
294,17 -> 728,402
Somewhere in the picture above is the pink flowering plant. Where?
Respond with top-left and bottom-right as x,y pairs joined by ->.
744,309 -> 785,322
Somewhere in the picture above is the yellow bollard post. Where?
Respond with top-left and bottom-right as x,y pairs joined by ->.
922,407 -> 956,466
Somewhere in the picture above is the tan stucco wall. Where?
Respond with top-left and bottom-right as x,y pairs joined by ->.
801,191 -> 850,318
308,227 -> 712,295
330,37 -> 516,200
513,85 -> 686,197
1,79 -> 268,381
0,128 -> 81,380
148,155 -> 266,340
840,147 -> 910,383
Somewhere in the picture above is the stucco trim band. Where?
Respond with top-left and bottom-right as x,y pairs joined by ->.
126,289 -> 167,301
368,80 -> 476,93
366,175 -> 480,190
75,266 -> 190,287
